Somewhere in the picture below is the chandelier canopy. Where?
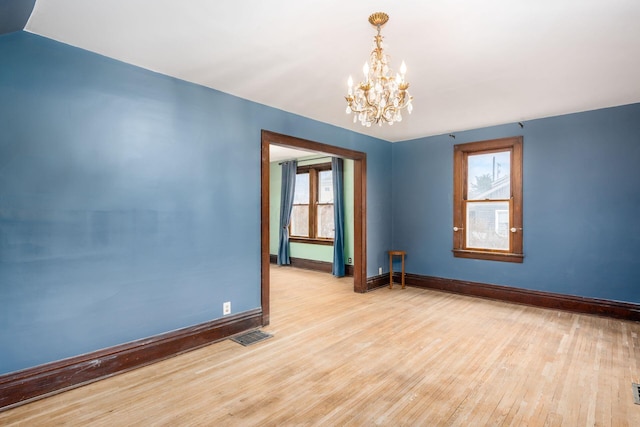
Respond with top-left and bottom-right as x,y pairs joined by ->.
345,12 -> 413,127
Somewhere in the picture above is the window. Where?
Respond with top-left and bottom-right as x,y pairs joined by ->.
290,163 -> 334,244
453,136 -> 523,262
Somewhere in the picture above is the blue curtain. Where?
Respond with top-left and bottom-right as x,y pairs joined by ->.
332,157 -> 345,277
278,160 -> 297,265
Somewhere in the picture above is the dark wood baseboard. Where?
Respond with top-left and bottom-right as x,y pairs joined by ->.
396,273 -> 640,322
0,309 -> 263,412
366,274 -> 390,291
345,264 -> 354,277
269,254 -> 354,277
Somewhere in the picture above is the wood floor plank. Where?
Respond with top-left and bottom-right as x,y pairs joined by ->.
1,266 -> 639,425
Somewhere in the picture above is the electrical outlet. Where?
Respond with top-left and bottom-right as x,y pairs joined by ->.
223,301 -> 231,315
348,257 -> 352,264
379,267 -> 383,275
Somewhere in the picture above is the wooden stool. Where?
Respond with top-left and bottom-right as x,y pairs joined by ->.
388,250 -> 406,289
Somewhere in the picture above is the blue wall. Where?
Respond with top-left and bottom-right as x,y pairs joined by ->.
0,0 -> 35,35
0,32 -> 391,375
392,103 -> 640,303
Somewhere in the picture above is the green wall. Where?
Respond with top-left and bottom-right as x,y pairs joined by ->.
270,157 -> 354,265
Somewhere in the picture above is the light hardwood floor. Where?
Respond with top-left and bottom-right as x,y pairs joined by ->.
2,267 -> 640,426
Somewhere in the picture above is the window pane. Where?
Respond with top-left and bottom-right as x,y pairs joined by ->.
290,205 -> 309,237
318,170 -> 334,203
466,201 -> 509,250
467,151 -> 510,200
293,173 -> 309,204
317,204 -> 334,239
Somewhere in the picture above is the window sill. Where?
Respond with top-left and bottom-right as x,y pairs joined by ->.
290,237 -> 334,246
453,249 -> 523,263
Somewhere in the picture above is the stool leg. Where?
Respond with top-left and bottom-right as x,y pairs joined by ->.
401,254 -> 405,289
389,253 -> 393,289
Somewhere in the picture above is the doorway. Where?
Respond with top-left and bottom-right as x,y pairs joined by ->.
260,130 -> 367,325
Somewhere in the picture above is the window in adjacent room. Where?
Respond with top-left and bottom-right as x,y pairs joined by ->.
453,136 -> 523,262
290,162 -> 334,244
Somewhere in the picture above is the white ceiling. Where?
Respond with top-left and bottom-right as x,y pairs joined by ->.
25,0 -> 640,143
269,145 -> 326,163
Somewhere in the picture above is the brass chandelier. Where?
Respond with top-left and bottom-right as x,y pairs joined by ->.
345,12 -> 413,127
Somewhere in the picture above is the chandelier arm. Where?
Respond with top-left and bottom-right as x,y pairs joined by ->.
346,102 -> 379,125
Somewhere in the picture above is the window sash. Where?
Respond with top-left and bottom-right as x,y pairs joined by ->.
316,202 -> 335,239
290,204 -> 309,238
463,199 -> 511,251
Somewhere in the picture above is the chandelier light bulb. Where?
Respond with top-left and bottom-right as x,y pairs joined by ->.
344,12 -> 413,127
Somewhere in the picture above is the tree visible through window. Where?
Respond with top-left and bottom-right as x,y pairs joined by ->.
290,163 -> 334,244
453,137 -> 523,262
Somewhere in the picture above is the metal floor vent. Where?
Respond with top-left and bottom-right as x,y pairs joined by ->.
633,383 -> 640,405
231,330 -> 273,347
